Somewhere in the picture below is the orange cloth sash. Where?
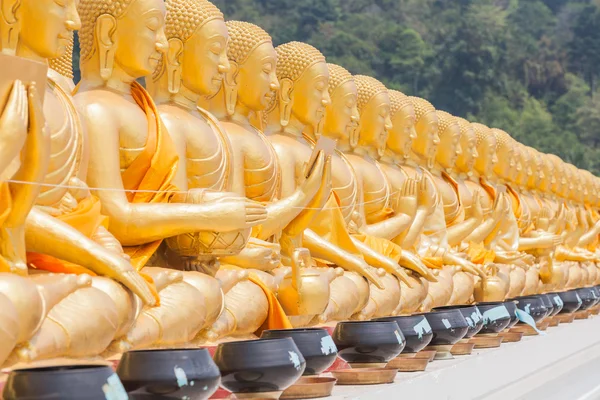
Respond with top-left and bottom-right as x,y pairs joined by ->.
249,274 -> 293,335
441,171 -> 463,227
0,182 -> 12,272
467,242 -> 496,265
120,82 -> 180,270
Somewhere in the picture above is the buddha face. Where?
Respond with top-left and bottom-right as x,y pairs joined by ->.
290,61 -> 330,128
493,144 -> 515,181
436,124 -> 461,170
236,42 -> 279,112
474,135 -> 497,177
526,152 -> 544,189
510,146 -> 521,183
358,91 -> 392,154
538,158 -> 555,193
113,0 -> 168,79
323,80 -> 359,140
413,112 -> 439,169
455,127 -> 478,173
15,0 -> 81,58
387,105 -> 417,159
182,19 -> 229,96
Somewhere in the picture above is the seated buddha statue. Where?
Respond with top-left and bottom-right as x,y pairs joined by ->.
199,24 -> 338,335
146,0 -> 260,342
376,90 -> 436,314
399,97 -> 488,308
73,0 -> 268,350
0,0 -> 167,364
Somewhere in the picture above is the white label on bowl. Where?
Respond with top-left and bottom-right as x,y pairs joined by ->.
174,366 -> 189,387
576,293 -> 582,306
413,319 -> 432,339
554,296 -> 563,307
442,319 -> 452,329
482,306 -> 510,324
471,310 -> 481,323
394,330 -> 404,344
102,373 -> 128,400
524,304 -> 532,315
289,351 -> 302,370
465,317 -> 474,328
320,335 -> 338,355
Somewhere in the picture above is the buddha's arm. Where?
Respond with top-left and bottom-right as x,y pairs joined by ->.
79,105 -> 264,245
397,176 -> 435,248
0,81 -> 29,174
160,115 -> 188,191
302,229 -> 384,289
555,246 -> 594,262
578,220 -> 600,247
399,209 -> 428,248
5,87 -> 50,227
361,214 -> 414,241
441,250 -> 485,278
25,208 -> 155,305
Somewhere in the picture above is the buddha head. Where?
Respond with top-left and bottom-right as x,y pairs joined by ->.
78,0 -> 168,82
1,0 -> 80,57
386,90 -> 417,160
538,154 -> 556,194
471,123 -> 498,178
150,0 -> 228,97
491,128 -> 516,182
454,117 -> 478,174
408,96 -> 439,169
434,111 -> 462,170
547,154 -> 567,198
580,170 -> 593,205
525,148 -> 544,190
266,41 -> 329,131
322,63 -> 359,142
220,21 -> 278,116
353,75 -> 392,158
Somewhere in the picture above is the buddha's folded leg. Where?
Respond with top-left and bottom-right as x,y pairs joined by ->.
448,271 -> 475,305
0,292 -> 19,365
317,274 -> 361,324
395,274 -> 428,315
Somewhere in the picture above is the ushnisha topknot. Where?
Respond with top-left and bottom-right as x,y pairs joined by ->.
354,75 -> 388,112
389,90 -> 413,117
471,122 -> 494,147
436,110 -> 458,137
275,41 -> 326,83
153,0 -> 224,80
226,21 -> 272,65
78,0 -> 135,61
455,116 -> 475,137
49,33 -> 74,79
491,128 -> 513,151
408,96 -> 435,122
327,63 -> 353,96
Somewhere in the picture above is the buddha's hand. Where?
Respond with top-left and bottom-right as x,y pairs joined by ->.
299,151 -> 327,200
536,208 -> 551,231
0,80 -> 28,163
467,189 -> 484,221
416,175 -> 436,215
539,234 -> 563,248
209,197 -> 268,230
221,241 -> 281,271
491,192 -> 507,220
395,178 -> 418,218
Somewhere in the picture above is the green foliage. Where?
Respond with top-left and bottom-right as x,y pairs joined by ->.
70,0 -> 600,174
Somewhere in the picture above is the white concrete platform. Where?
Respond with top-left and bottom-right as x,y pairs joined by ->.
323,316 -> 600,400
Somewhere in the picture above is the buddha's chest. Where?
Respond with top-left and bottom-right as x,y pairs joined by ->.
331,154 -> 358,221
37,84 -> 82,207
346,154 -> 389,218
522,193 -> 542,219
465,179 -> 494,212
118,104 -> 151,173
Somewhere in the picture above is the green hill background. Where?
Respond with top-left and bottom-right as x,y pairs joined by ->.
73,0 -> 600,174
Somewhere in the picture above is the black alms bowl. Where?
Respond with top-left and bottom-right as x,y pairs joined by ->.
544,293 -> 564,316
261,328 -> 337,375
3,365 -> 121,400
419,309 -> 469,346
515,295 -> 548,323
557,290 -> 582,314
214,338 -> 305,396
539,294 -> 556,318
117,348 -> 220,399
332,321 -> 405,364
476,302 -> 512,333
373,315 -> 433,354
432,305 -> 484,339
502,301 -> 520,329
576,287 -> 599,310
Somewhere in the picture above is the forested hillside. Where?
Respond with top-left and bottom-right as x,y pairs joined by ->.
73,0 -> 600,173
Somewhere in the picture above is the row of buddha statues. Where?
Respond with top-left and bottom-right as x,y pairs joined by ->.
1,0 -> 599,367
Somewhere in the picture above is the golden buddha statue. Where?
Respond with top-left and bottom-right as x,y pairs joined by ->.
378,89 -> 435,314
74,0 -> 268,351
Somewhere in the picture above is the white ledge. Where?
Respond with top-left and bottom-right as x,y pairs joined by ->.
325,316 -> 600,399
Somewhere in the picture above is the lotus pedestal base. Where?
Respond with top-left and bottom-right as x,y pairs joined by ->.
469,334 -> 504,348
498,330 -> 523,343
424,345 -> 454,360
387,356 -> 429,372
